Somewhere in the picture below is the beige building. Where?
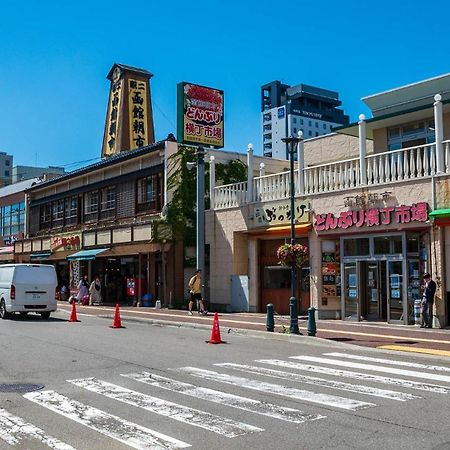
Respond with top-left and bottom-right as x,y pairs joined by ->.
207,73 -> 450,327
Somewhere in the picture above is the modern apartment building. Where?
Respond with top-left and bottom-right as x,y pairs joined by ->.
261,81 -> 349,159
0,152 -> 13,186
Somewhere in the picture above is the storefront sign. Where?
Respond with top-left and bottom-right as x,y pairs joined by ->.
254,201 -> 309,227
314,202 -> 428,232
51,234 -> 81,252
128,79 -> 149,149
177,82 -> 224,148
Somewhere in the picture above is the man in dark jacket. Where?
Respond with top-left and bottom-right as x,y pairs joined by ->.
421,273 -> 436,328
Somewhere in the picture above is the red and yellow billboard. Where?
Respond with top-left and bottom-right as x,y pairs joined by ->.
177,82 -> 224,148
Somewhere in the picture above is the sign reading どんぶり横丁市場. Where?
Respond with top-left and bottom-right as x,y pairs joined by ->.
177,82 -> 224,148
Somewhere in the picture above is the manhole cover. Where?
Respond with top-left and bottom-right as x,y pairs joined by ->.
0,383 -> 44,393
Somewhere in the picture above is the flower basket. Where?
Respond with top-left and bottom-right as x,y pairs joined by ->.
277,243 -> 308,267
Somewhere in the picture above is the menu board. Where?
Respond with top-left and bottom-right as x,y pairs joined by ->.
321,240 -> 341,304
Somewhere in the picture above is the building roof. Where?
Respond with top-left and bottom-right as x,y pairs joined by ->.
106,63 -> 154,80
0,178 -> 41,198
26,141 -> 165,193
362,73 -> 450,117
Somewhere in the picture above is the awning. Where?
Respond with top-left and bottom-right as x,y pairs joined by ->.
30,252 -> 52,260
429,209 -> 450,219
67,248 -> 110,261
247,223 -> 312,238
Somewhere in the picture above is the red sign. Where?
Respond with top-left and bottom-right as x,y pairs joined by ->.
51,235 -> 81,252
314,202 -> 428,232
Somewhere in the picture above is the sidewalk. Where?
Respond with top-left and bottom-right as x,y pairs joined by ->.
58,302 -> 450,356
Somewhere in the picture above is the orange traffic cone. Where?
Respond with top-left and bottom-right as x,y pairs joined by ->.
207,312 -> 225,344
110,304 -> 125,329
68,301 -> 79,322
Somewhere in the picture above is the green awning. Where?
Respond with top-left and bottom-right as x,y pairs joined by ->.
30,252 -> 52,260
67,248 -> 109,261
429,209 -> 450,218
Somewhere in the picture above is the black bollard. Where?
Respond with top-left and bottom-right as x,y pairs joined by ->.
266,303 -> 274,332
307,306 -> 317,336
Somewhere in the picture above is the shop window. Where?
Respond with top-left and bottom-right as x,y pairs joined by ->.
374,235 -> 402,255
406,233 -> 420,254
343,238 -> 369,256
101,186 -> 116,211
262,266 -> 290,289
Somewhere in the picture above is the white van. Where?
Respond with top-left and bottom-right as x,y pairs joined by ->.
0,264 -> 58,319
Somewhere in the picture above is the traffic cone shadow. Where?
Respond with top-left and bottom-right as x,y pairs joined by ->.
206,312 -> 225,344
110,304 -> 125,329
68,301 -> 80,323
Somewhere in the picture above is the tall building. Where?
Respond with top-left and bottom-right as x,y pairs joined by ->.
261,81 -> 350,159
0,152 -> 13,186
12,165 -> 65,183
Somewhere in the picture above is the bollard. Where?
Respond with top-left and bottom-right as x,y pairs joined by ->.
414,299 -> 422,325
266,304 -> 274,332
307,306 -> 317,336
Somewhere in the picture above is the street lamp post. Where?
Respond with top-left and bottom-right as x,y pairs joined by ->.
281,132 -> 303,335
196,146 -> 206,298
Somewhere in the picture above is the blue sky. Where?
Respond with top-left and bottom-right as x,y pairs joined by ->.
1,0 -> 450,169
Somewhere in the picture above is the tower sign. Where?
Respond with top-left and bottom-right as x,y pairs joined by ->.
102,63 -> 155,158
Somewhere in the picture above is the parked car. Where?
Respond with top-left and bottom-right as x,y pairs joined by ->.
0,264 -> 58,320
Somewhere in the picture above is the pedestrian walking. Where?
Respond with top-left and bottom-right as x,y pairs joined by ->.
188,269 -> 207,315
421,272 -> 436,328
89,275 -> 102,306
76,275 -> 90,305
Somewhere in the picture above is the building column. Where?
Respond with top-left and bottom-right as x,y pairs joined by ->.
297,131 -> 305,194
246,143 -> 254,203
248,238 -> 258,312
434,94 -> 445,173
209,155 -> 216,209
358,114 -> 367,185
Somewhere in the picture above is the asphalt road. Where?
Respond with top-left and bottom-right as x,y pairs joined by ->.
1,311 -> 450,450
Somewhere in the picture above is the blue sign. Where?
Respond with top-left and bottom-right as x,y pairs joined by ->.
277,107 -> 285,119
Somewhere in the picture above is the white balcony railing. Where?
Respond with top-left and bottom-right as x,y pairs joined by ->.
212,141 -> 450,210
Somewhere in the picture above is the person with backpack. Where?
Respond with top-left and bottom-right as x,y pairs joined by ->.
188,269 -> 207,315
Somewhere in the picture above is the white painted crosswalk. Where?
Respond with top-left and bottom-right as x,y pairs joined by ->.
1,349 -> 447,449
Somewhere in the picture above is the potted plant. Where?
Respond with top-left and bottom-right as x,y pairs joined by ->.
277,243 -> 308,267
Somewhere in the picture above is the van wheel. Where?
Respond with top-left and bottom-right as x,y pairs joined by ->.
40,312 -> 51,320
0,300 -> 12,320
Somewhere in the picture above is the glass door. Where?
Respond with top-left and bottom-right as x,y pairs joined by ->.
387,260 -> 404,323
343,262 -> 359,320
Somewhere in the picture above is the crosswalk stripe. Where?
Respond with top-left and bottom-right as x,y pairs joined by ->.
266,359 -> 450,394
23,390 -> 190,449
176,367 -> 375,411
68,377 -> 262,438
122,371 -> 324,424
290,356 -> 450,384
215,363 -> 419,402
0,408 -> 75,449
324,352 -> 450,373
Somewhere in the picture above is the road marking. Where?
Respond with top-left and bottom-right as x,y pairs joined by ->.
175,367 -> 375,411
122,371 -> 324,424
215,363 -> 418,402
258,359 -> 450,395
375,346 -> 450,358
24,390 -> 190,449
0,408 -> 75,449
69,377 -> 262,438
325,352 -> 450,371
290,356 -> 450,384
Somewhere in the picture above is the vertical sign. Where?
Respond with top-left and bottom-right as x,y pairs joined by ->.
177,82 -> 224,148
103,68 -> 124,157
128,79 -> 149,149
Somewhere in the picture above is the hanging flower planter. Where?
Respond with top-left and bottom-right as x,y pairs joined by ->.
277,243 -> 308,267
